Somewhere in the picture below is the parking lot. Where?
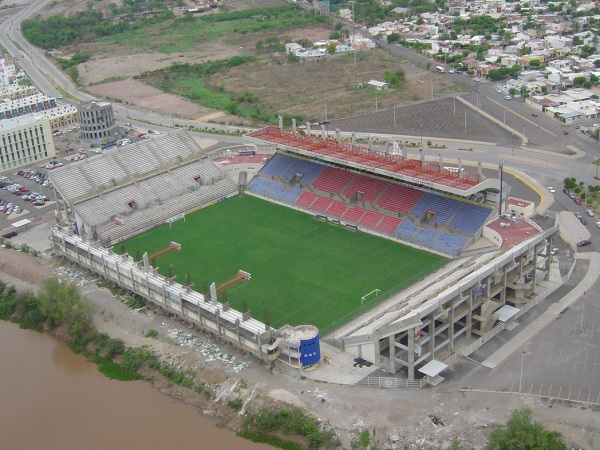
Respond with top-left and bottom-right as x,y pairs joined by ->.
0,168 -> 55,231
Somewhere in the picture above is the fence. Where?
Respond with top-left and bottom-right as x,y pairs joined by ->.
357,376 -> 427,389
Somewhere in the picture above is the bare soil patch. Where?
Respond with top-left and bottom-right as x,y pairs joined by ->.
37,0 -> 461,123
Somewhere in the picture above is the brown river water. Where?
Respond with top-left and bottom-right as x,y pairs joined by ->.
0,321 -> 271,450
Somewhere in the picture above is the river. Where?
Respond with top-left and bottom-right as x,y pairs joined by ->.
0,321 -> 270,450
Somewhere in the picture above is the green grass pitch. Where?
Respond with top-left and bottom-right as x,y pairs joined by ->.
120,195 -> 447,332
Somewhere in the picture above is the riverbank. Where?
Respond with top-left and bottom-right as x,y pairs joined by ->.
2,226 -> 599,449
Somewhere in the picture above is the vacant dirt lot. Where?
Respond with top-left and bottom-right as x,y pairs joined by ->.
32,0 -> 462,123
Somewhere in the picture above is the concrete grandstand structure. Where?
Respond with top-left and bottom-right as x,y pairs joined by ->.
48,127 -> 561,385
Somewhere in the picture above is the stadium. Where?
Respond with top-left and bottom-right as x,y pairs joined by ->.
49,123 -> 560,386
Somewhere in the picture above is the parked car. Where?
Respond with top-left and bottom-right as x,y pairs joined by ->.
551,247 -> 560,255
577,240 -> 591,247
563,188 -> 570,195
597,221 -> 600,229
504,95 -> 512,100
575,212 -> 582,219
580,217 -> 588,225
474,77 -> 481,82
586,209 -> 595,217
574,197 -> 582,205
531,113 -> 538,117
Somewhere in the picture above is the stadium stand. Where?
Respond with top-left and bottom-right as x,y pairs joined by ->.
410,193 -> 462,225
376,184 -> 424,213
413,227 -> 439,246
311,196 -> 334,213
342,175 -> 387,203
312,167 -> 355,193
243,152 -> 485,256
341,206 -> 367,223
280,187 -> 303,204
449,203 -> 492,235
247,178 -> 274,196
49,131 -> 237,245
376,216 -> 402,235
393,221 -> 418,240
358,210 -> 384,229
432,232 -> 469,256
295,191 -> 318,209
325,200 -> 348,218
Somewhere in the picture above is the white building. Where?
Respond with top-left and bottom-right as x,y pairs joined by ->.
0,114 -> 56,172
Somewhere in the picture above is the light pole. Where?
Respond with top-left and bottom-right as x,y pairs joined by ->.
511,134 -> 514,156
581,291 -> 586,330
420,124 -> 423,148
519,351 -> 526,393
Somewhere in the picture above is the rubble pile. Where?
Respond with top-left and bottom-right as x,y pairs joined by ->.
166,328 -> 250,373
55,265 -> 98,287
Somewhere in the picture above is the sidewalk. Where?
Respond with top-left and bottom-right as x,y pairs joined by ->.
481,252 -> 600,369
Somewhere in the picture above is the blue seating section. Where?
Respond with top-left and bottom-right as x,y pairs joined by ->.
260,153 -> 324,184
393,221 -> 417,240
413,227 -> 438,246
449,204 -> 492,234
260,154 -> 294,178
280,187 -> 303,204
432,232 -> 469,256
282,158 -> 324,184
410,193 -> 461,225
269,182 -> 286,200
247,177 -> 274,196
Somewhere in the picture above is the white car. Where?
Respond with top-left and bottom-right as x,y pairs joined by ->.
474,77 -> 481,82
547,187 -> 555,193
504,95 -> 512,100
448,69 -> 455,74
597,221 -> 600,229
551,247 -> 559,255
585,209 -> 594,217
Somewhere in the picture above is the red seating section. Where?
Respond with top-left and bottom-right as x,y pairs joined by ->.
376,184 -> 424,213
312,167 -> 354,193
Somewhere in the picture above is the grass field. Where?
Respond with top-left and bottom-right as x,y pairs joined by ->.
120,196 -> 447,332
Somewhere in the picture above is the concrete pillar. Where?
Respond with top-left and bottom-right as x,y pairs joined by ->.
351,133 -> 356,146
306,122 -> 311,135
467,290 -> 473,338
389,335 -> 396,373
429,314 -> 436,359
408,327 -> 415,380
439,153 -> 443,170
292,118 -> 296,133
336,128 -> 341,142
278,115 -> 283,129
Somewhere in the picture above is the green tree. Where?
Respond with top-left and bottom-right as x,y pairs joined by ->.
38,277 -> 94,335
486,408 -> 566,450
387,32 -> 399,43
326,43 -> 336,55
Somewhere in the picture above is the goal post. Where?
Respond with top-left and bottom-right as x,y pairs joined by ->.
361,289 -> 380,305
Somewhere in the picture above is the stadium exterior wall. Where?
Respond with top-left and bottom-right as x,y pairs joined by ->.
340,226 -> 561,380
49,227 -> 305,367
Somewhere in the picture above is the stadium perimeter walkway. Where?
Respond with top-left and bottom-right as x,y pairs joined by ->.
481,252 -> 600,369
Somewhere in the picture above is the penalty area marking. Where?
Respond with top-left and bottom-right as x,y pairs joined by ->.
361,289 -> 380,305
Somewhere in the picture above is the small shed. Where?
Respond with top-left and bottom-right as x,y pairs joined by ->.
367,80 -> 389,90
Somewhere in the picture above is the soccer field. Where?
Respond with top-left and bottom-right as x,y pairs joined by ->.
121,195 -> 447,332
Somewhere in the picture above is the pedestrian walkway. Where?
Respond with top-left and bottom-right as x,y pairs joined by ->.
482,252 -> 600,368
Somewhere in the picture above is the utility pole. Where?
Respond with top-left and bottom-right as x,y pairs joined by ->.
519,351 -> 526,393
581,291 -> 586,330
